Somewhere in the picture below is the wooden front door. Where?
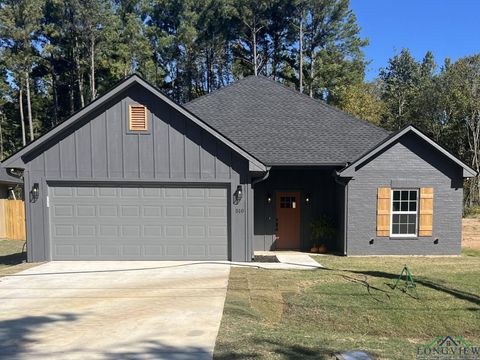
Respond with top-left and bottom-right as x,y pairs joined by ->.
275,191 -> 301,249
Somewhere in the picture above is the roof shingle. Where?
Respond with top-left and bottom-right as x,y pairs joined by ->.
184,76 -> 389,166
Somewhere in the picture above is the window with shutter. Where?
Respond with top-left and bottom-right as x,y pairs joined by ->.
129,104 -> 147,131
376,187 -> 391,237
418,188 -> 434,236
391,189 -> 418,237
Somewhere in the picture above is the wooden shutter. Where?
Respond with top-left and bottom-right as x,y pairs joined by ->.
376,187 -> 391,237
419,188 -> 434,237
129,105 -> 147,131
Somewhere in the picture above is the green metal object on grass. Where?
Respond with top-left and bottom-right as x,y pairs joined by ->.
391,264 -> 419,299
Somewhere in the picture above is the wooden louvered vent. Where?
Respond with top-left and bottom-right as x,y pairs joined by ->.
129,104 -> 147,131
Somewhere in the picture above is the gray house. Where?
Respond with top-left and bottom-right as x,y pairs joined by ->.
2,75 -> 476,262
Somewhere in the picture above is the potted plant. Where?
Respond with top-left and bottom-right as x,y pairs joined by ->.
310,215 -> 336,253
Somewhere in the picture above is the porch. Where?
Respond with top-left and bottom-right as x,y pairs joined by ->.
252,167 -> 346,254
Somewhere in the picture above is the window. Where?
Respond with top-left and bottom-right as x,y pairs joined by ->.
280,196 -> 296,209
391,189 -> 418,237
129,104 -> 148,131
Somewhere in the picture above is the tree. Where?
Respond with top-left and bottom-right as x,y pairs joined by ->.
337,82 -> 385,125
302,0 -> 367,99
379,48 -> 421,130
0,0 -> 44,143
442,55 -> 480,207
231,0 -> 269,77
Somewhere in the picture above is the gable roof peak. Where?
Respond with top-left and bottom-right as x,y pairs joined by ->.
338,124 -> 477,178
2,73 -> 266,171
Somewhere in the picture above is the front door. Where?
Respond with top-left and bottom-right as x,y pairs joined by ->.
275,191 -> 301,249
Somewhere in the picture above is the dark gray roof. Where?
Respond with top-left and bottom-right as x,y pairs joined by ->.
0,165 -> 22,185
185,76 -> 389,166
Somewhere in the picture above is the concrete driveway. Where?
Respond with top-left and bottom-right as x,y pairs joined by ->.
0,261 -> 230,360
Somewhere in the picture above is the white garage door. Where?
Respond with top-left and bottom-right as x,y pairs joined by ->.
48,185 -> 229,260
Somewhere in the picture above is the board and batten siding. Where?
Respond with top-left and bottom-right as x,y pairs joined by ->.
346,132 -> 463,255
23,83 -> 251,262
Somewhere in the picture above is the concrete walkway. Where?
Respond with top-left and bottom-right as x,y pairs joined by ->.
0,261 -> 230,360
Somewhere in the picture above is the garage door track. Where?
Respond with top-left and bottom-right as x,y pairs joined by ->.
0,262 -> 230,360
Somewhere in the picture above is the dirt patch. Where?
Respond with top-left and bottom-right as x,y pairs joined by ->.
463,218 -> 480,249
253,255 -> 279,263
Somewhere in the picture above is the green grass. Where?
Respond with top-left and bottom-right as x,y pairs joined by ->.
214,253 -> 480,359
0,239 -> 36,276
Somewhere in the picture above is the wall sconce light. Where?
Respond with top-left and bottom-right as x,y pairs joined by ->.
266,193 -> 272,204
434,238 -> 439,244
30,183 -> 40,203
305,193 -> 311,204
233,185 -> 243,204
369,238 -> 374,245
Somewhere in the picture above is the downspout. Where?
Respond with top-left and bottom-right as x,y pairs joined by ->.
248,167 -> 270,260
344,182 -> 348,256
252,167 -> 270,187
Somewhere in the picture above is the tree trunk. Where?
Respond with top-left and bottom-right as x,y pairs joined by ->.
0,112 -> 3,159
19,88 -> 26,146
51,66 -> 58,126
69,80 -> 75,115
299,15 -> 303,93
253,28 -> 257,76
309,56 -> 315,98
89,35 -> 96,101
75,36 -> 85,108
25,72 -> 34,142
206,49 -> 210,93
78,72 -> 85,108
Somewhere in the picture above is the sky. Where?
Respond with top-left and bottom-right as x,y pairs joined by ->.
350,0 -> 480,80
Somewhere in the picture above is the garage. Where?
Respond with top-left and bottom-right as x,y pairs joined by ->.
3,76 -> 263,262
49,185 -> 229,260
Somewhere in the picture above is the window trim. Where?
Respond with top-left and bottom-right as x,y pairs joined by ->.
390,189 -> 419,238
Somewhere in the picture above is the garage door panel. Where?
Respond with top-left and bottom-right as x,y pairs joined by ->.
49,185 -> 228,260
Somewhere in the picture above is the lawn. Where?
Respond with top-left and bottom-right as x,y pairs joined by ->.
0,239 -> 37,276
214,250 -> 480,360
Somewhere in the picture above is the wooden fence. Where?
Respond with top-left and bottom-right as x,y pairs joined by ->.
0,200 -> 26,240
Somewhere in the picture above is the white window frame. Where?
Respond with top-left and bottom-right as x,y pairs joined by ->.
390,189 -> 419,238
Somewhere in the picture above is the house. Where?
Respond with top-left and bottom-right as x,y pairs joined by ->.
0,166 -> 23,199
0,165 -> 24,240
2,75 -> 476,262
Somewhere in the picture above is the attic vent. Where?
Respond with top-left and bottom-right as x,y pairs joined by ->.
129,104 -> 147,131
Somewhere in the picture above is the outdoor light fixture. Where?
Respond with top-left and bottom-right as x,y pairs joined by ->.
434,238 -> 439,244
233,185 -> 243,204
31,183 -> 40,203
266,193 -> 272,204
369,238 -> 375,245
305,193 -> 311,204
